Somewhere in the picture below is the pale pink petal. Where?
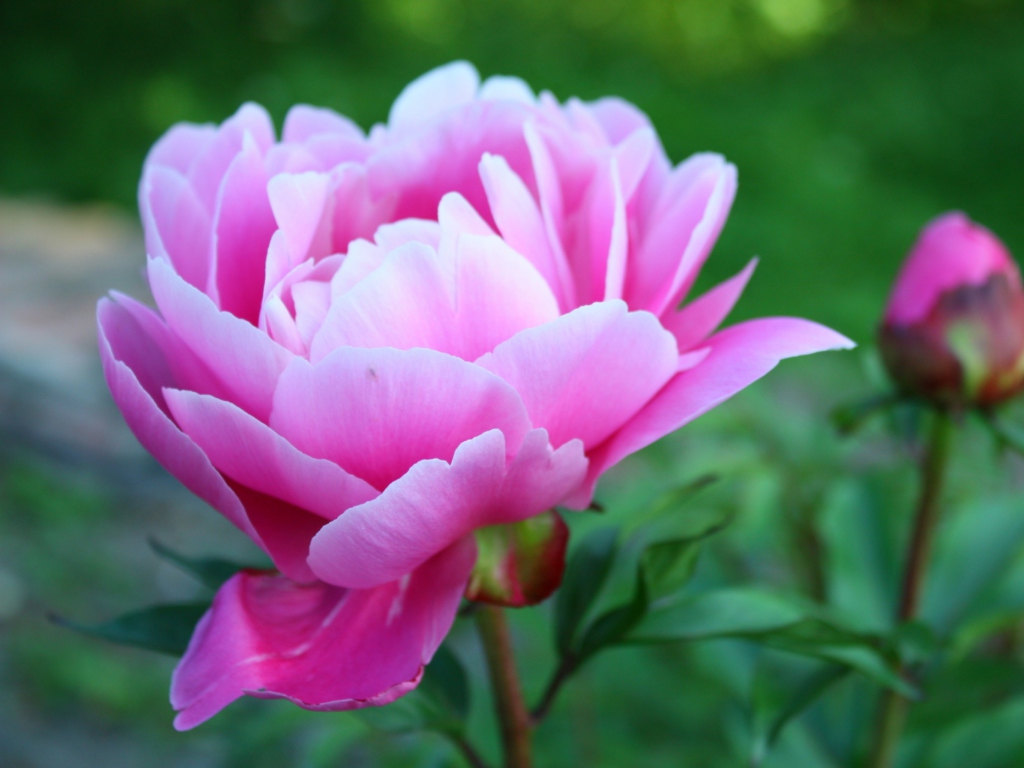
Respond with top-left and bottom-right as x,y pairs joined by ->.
479,75 -> 535,103
612,127 -> 656,203
267,172 -> 332,267
569,318 -> 855,506
282,104 -> 364,143
149,257 -> 293,422
586,97 -> 654,145
330,238 -> 388,297
308,429 -> 586,589
97,296 -> 255,541
625,153 -> 737,316
171,538 -> 475,730
145,123 -> 217,176
388,61 -> 481,133
663,258 -> 758,352
479,153 -> 574,309
188,104 -> 275,211
374,218 -> 442,251
477,301 -> 679,450
271,347 -> 531,490
165,389 -> 379,520
370,101 -> 539,225
329,163 -> 395,255
208,134 -> 277,323
310,242 -> 458,360
292,280 -> 332,350
140,166 -> 211,290
602,161 -> 628,301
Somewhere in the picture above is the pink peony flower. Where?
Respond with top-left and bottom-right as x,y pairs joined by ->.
880,212 -> 1024,406
97,62 -> 852,729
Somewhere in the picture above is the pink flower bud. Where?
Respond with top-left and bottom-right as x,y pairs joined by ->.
880,212 -> 1024,407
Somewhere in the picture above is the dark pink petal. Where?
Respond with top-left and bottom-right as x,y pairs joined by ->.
270,347 -> 531,490
97,297 -> 256,541
148,257 -> 293,422
164,389 -> 378,520
662,258 -> 758,352
209,134 -> 277,324
308,429 -> 586,589
140,166 -> 212,290
569,318 -> 855,506
171,538 -> 475,730
477,301 -> 679,450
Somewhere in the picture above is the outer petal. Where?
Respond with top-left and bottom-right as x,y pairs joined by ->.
477,301 -> 679,450
97,296 -> 254,539
308,429 -> 586,589
662,258 -> 758,352
270,347 -> 531,490
164,389 -> 379,520
282,104 -> 364,143
569,318 -> 855,506
145,123 -> 217,175
140,166 -> 212,290
187,103 -> 275,210
171,538 -> 476,730
149,257 -> 293,422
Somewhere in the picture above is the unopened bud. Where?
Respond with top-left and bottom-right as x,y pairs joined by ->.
879,212 -> 1024,407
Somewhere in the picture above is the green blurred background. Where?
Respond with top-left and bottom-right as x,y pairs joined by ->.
2,1 -> 1024,766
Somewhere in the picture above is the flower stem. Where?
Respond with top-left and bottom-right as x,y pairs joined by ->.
868,410 -> 953,768
476,605 -> 533,768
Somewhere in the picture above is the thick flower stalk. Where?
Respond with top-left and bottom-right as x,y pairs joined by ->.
97,62 -> 852,729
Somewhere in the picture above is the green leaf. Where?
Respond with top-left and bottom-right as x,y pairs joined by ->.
575,575 -> 648,664
625,588 -> 913,696
52,602 -> 210,656
420,644 -> 470,726
554,526 -> 619,656
638,504 -> 734,600
149,538 -> 268,591
750,664 -> 850,766
830,393 -> 899,435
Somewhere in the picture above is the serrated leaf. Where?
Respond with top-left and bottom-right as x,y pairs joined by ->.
53,602 -> 210,656
554,527 -> 619,656
149,538 -> 267,591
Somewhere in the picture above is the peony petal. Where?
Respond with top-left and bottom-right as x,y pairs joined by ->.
388,61 -> 481,133
149,257 -> 293,422
97,296 -> 256,541
479,75 -> 536,104
625,154 -> 737,316
271,347 -> 531,490
165,389 -> 379,520
662,258 -> 758,352
477,301 -> 679,450
145,123 -> 218,176
188,103 -> 275,211
308,429 -> 586,589
570,318 -> 855,506
208,133 -> 277,323
267,172 -> 332,268
171,538 -> 475,729
479,153 -> 574,310
282,104 -> 364,143
314,222 -> 559,363
140,166 -> 212,290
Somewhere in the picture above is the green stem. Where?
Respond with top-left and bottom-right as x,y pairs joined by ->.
868,410 -> 953,768
476,605 -> 533,768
